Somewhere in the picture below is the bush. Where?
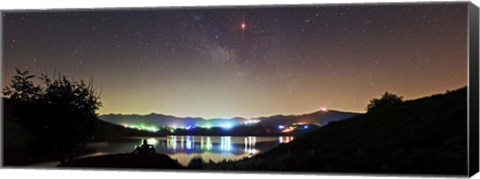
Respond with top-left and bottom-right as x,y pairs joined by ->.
187,156 -> 206,169
2,68 -> 101,164
366,92 -> 403,112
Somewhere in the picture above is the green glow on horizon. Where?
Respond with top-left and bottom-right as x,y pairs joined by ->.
124,123 -> 159,132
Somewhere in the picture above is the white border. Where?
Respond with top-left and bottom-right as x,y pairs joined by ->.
0,0 -> 478,179
0,0 -> 473,10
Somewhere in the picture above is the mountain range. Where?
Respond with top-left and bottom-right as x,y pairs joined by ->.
99,109 -> 360,128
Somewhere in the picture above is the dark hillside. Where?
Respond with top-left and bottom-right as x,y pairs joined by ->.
208,87 -> 468,175
2,98 -> 158,165
92,118 -> 164,141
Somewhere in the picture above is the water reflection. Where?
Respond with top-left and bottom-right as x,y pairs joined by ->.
220,136 -> 232,152
146,138 -> 158,145
161,135 -> 292,155
87,135 -> 294,166
279,136 -> 294,143
244,136 -> 258,154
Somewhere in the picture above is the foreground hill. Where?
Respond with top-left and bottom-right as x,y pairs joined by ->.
207,87 -> 468,175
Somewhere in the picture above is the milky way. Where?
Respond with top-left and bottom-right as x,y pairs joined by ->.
2,3 -> 468,118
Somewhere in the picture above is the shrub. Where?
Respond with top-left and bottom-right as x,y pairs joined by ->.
366,92 -> 403,112
2,68 -> 101,164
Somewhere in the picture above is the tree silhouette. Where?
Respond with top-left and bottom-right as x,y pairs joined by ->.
366,92 -> 403,112
3,68 -> 101,164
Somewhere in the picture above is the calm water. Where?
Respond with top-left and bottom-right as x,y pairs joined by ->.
85,135 -> 294,166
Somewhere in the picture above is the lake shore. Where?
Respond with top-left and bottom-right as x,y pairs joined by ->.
58,153 -> 185,169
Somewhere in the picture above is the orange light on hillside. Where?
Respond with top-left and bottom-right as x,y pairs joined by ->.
282,127 -> 294,133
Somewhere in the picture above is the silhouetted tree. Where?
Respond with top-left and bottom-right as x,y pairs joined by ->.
2,68 -> 101,164
366,92 -> 403,112
187,156 -> 206,169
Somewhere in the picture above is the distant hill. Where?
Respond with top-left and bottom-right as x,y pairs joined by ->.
100,113 -> 245,128
207,87 -> 468,175
92,117 -> 162,141
99,110 -> 359,128
255,110 -> 359,126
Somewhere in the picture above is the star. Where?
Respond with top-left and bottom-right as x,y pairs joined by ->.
2,4 -> 468,118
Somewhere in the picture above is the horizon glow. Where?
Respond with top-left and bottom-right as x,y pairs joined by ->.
2,4 -> 468,119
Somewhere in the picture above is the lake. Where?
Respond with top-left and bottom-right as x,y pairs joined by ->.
85,135 -> 294,166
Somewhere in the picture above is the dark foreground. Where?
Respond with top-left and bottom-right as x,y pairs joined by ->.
58,153 -> 184,169
6,87 -> 469,176
204,87 -> 468,175
57,87 -> 468,176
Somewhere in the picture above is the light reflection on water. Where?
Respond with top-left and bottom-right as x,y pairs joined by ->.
87,135 -> 294,166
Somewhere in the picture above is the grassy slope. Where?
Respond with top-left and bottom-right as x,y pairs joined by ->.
208,87 -> 467,175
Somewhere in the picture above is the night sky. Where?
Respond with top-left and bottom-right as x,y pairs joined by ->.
2,3 -> 468,118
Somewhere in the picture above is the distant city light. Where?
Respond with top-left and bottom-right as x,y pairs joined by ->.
282,127 -> 294,133
222,123 -> 233,129
123,123 -> 159,132
320,107 -> 329,112
147,127 -> 159,132
278,125 -> 285,129
244,119 -> 260,125
303,125 -> 309,129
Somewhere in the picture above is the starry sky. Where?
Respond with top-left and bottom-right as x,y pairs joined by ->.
2,3 -> 468,118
